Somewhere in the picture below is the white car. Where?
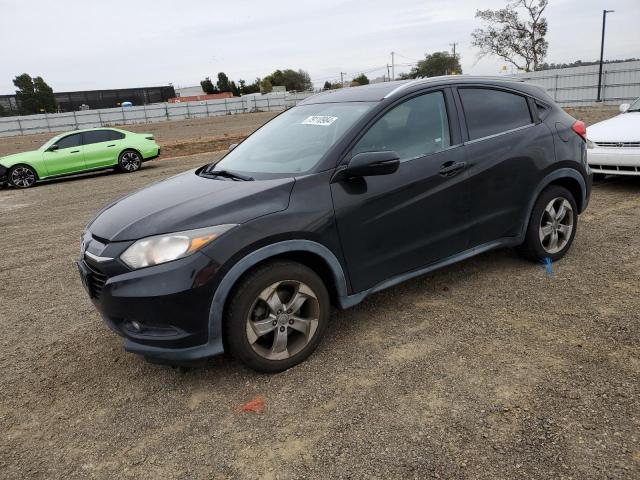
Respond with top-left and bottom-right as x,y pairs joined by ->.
587,97 -> 640,178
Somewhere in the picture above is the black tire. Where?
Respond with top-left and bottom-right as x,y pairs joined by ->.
224,260 -> 330,373
518,185 -> 578,262
8,164 -> 37,188
117,150 -> 142,173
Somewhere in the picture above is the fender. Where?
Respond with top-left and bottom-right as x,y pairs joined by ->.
124,239 -> 350,361
519,168 -> 587,238
206,240 -> 349,353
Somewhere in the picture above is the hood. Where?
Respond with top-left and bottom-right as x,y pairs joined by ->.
0,150 -> 41,167
587,112 -> 640,142
88,169 -> 295,242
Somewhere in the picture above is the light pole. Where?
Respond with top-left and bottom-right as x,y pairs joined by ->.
596,9 -> 614,102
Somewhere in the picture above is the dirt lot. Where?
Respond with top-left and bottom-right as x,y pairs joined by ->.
1,108 -> 639,479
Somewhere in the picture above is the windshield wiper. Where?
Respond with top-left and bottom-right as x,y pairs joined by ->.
201,168 -> 254,181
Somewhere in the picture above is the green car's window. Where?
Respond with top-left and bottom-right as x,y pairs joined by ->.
108,130 -> 125,140
353,91 -> 450,162
56,133 -> 81,149
83,130 -> 112,145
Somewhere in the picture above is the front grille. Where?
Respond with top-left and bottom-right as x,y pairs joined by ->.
595,141 -> 640,148
590,164 -> 640,173
84,262 -> 108,299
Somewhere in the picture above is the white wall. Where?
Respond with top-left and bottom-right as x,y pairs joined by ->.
0,92 -> 313,138
513,60 -> 640,106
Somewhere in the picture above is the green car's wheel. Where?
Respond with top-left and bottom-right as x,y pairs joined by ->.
9,165 -> 37,188
118,150 -> 142,173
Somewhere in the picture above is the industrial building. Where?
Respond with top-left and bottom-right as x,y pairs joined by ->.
0,85 -> 176,114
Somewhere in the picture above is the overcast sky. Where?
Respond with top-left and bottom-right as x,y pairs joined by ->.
1,0 -> 638,94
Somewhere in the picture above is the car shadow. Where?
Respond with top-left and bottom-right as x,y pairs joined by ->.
2,163 -> 163,189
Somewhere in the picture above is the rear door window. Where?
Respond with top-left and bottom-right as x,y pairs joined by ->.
82,130 -> 112,145
107,130 -> 125,140
459,88 -> 532,140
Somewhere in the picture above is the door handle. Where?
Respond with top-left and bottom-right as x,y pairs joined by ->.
439,161 -> 466,177
70,150 -> 80,153
107,144 -> 116,147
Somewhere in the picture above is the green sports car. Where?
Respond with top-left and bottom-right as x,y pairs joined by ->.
0,127 -> 161,188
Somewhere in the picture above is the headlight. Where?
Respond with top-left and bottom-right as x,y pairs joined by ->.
586,139 -> 596,149
120,224 -> 237,269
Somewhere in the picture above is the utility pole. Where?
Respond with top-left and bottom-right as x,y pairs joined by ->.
340,72 -> 346,87
449,42 -> 458,59
596,9 -> 614,102
391,52 -> 395,81
386,64 -> 391,82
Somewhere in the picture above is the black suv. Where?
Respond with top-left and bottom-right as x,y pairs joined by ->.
78,77 -> 592,372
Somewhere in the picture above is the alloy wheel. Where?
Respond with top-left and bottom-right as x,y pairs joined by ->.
539,197 -> 574,254
10,166 -> 36,188
246,280 -> 320,361
121,152 -> 141,171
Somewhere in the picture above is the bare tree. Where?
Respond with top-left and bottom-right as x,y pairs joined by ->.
471,0 -> 549,72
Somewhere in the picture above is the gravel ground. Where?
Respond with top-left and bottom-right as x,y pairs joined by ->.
1,107 -> 639,479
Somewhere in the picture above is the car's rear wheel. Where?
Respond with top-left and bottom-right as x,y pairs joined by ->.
8,165 -> 37,188
519,185 -> 578,262
118,150 -> 142,173
224,260 -> 330,373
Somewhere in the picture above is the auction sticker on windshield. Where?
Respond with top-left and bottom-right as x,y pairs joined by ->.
302,115 -> 338,126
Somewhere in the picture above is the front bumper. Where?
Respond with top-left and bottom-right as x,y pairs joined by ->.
78,240 -> 224,360
588,147 -> 640,175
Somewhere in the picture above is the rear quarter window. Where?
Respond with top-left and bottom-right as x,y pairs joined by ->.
459,88 -> 533,140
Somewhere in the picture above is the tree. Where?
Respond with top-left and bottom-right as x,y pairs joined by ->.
239,78 -> 261,95
260,78 -> 273,94
263,69 -> 313,92
402,52 -> 462,79
200,77 -> 218,94
13,73 -> 57,114
471,0 -> 549,72
323,81 -> 332,90
352,74 -> 370,86
217,72 -> 231,92
230,81 -> 240,97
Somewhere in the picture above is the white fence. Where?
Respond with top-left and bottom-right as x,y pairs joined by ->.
0,92 -> 314,138
514,60 -> 640,106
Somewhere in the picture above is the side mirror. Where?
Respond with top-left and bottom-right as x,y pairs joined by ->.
337,151 -> 400,180
47,144 -> 59,152
229,143 -> 238,151
619,103 -> 630,113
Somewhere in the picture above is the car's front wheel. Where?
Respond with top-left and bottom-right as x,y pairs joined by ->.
8,165 -> 37,188
118,150 -> 142,173
519,185 -> 578,262
224,260 -> 330,372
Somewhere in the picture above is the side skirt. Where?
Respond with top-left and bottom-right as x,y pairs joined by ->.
338,237 -> 522,309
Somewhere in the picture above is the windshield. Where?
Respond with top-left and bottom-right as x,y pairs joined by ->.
628,97 -> 640,112
213,102 -> 374,175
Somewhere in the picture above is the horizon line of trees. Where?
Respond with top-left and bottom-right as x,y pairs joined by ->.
200,69 -> 313,97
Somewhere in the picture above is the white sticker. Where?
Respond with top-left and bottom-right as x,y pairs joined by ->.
302,115 -> 338,126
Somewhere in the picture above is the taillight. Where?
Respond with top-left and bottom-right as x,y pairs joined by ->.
145,135 -> 154,140
572,120 -> 587,140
